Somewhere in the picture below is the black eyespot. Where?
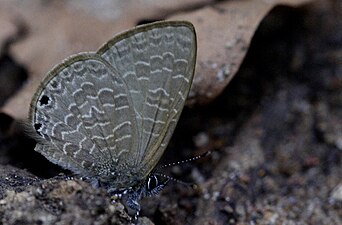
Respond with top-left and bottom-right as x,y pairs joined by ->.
39,95 -> 50,106
147,175 -> 158,191
34,123 -> 42,136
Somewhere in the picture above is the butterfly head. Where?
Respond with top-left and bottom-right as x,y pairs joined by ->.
108,173 -> 169,217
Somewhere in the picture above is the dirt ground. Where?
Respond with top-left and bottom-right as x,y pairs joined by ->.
0,0 -> 341,224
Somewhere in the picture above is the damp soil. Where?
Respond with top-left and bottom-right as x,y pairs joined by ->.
0,3 -> 341,225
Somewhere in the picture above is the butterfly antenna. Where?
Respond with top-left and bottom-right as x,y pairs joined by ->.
158,150 -> 211,170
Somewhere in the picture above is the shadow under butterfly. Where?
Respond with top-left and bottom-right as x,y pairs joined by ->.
29,21 -> 197,217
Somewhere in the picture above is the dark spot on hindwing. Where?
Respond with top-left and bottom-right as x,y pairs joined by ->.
34,123 -> 42,136
39,95 -> 50,106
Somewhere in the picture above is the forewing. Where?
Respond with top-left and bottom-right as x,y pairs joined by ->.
30,54 -> 138,179
97,21 -> 197,174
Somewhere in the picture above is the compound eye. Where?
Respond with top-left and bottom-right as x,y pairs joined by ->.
147,175 -> 158,191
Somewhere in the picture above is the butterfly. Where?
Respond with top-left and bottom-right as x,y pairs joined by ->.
29,21 -> 197,216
